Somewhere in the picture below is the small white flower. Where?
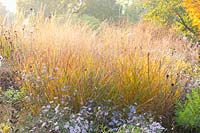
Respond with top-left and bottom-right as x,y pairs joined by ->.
55,126 -> 59,131
46,105 -> 51,108
64,122 -> 70,129
41,122 -> 46,128
54,97 -> 58,100
54,122 -> 58,126
49,101 -> 54,104
55,104 -> 60,114
136,123 -> 140,126
69,126 -> 75,133
74,125 -> 81,133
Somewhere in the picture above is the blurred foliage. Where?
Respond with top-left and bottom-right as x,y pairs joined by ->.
4,89 -> 25,103
16,0 -> 145,23
124,1 -> 145,23
0,123 -> 11,133
183,0 -> 200,38
176,88 -> 200,130
144,0 -> 199,41
79,14 -> 101,30
79,0 -> 145,29
115,0 -> 145,23
81,0 -> 121,22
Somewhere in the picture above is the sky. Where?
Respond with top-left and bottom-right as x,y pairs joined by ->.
0,0 -> 16,13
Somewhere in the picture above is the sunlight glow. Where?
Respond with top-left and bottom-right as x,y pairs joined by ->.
0,0 -> 16,13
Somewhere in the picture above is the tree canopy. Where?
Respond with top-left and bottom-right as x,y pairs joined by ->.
183,0 -> 200,38
144,0 -> 199,41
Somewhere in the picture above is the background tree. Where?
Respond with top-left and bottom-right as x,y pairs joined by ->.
81,0 -> 121,22
183,0 -> 200,38
115,0 -> 145,23
144,0 -> 199,41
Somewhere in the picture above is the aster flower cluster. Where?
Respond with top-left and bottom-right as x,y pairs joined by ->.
22,99 -> 165,133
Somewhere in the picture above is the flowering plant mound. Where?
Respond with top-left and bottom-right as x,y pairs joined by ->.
20,99 -> 165,133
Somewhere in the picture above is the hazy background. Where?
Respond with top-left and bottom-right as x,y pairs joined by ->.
0,0 -> 199,41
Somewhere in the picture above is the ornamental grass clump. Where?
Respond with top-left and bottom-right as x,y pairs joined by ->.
0,14 -> 196,119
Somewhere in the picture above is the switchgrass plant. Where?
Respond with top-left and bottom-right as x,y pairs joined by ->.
0,13 -> 197,120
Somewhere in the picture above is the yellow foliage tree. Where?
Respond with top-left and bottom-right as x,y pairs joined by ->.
183,0 -> 200,37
